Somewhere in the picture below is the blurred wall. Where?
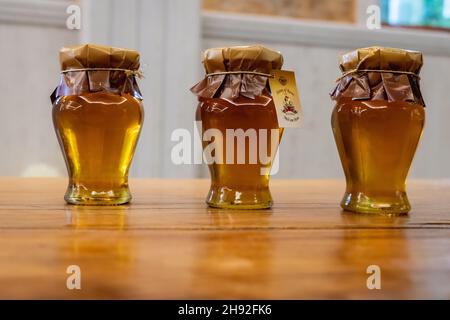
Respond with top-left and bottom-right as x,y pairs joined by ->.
0,0 -> 77,177
203,0 -> 357,23
1,0 -> 450,179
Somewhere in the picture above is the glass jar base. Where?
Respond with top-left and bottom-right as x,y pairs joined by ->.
206,186 -> 273,210
64,195 -> 131,206
340,192 -> 411,215
206,201 -> 273,210
64,185 -> 131,206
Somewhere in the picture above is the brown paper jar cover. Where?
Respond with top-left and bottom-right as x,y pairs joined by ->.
191,45 -> 283,100
330,46 -> 425,105
59,43 -> 140,71
51,43 -> 142,103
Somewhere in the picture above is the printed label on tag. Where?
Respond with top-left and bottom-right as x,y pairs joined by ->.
269,70 -> 303,128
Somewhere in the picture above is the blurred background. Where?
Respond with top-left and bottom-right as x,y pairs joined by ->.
0,0 -> 450,179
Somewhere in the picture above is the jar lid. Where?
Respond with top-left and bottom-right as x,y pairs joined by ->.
202,45 -> 283,74
192,45 -> 283,100
339,46 -> 423,75
331,47 -> 425,105
59,43 -> 140,71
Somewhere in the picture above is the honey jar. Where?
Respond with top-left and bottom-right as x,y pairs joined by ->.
330,47 -> 425,215
191,45 -> 285,209
51,44 -> 144,205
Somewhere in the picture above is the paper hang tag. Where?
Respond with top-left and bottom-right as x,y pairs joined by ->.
269,70 -> 303,128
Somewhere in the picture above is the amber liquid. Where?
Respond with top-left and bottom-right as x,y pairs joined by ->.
198,95 -> 283,209
53,92 -> 143,205
332,99 -> 425,214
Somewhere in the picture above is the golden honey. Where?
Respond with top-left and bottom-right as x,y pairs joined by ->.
51,44 -> 143,205
330,47 -> 426,215
53,92 -> 143,205
192,45 -> 285,209
332,99 -> 424,214
197,95 -> 283,209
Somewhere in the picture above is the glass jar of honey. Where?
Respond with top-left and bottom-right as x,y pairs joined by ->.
330,47 -> 425,215
191,46 -> 285,209
51,44 -> 144,205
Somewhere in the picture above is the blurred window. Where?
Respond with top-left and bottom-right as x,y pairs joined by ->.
381,0 -> 450,30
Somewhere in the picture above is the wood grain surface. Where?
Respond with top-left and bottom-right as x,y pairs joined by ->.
0,178 -> 449,299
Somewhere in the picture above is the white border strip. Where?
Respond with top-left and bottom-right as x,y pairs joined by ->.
202,11 -> 450,56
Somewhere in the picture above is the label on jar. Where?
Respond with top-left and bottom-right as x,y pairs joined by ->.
268,70 -> 303,128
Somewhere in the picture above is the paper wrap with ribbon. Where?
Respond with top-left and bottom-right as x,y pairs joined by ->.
330,46 -> 425,106
51,43 -> 143,103
190,45 -> 284,100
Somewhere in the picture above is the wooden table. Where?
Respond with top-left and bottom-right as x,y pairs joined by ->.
0,178 -> 449,299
